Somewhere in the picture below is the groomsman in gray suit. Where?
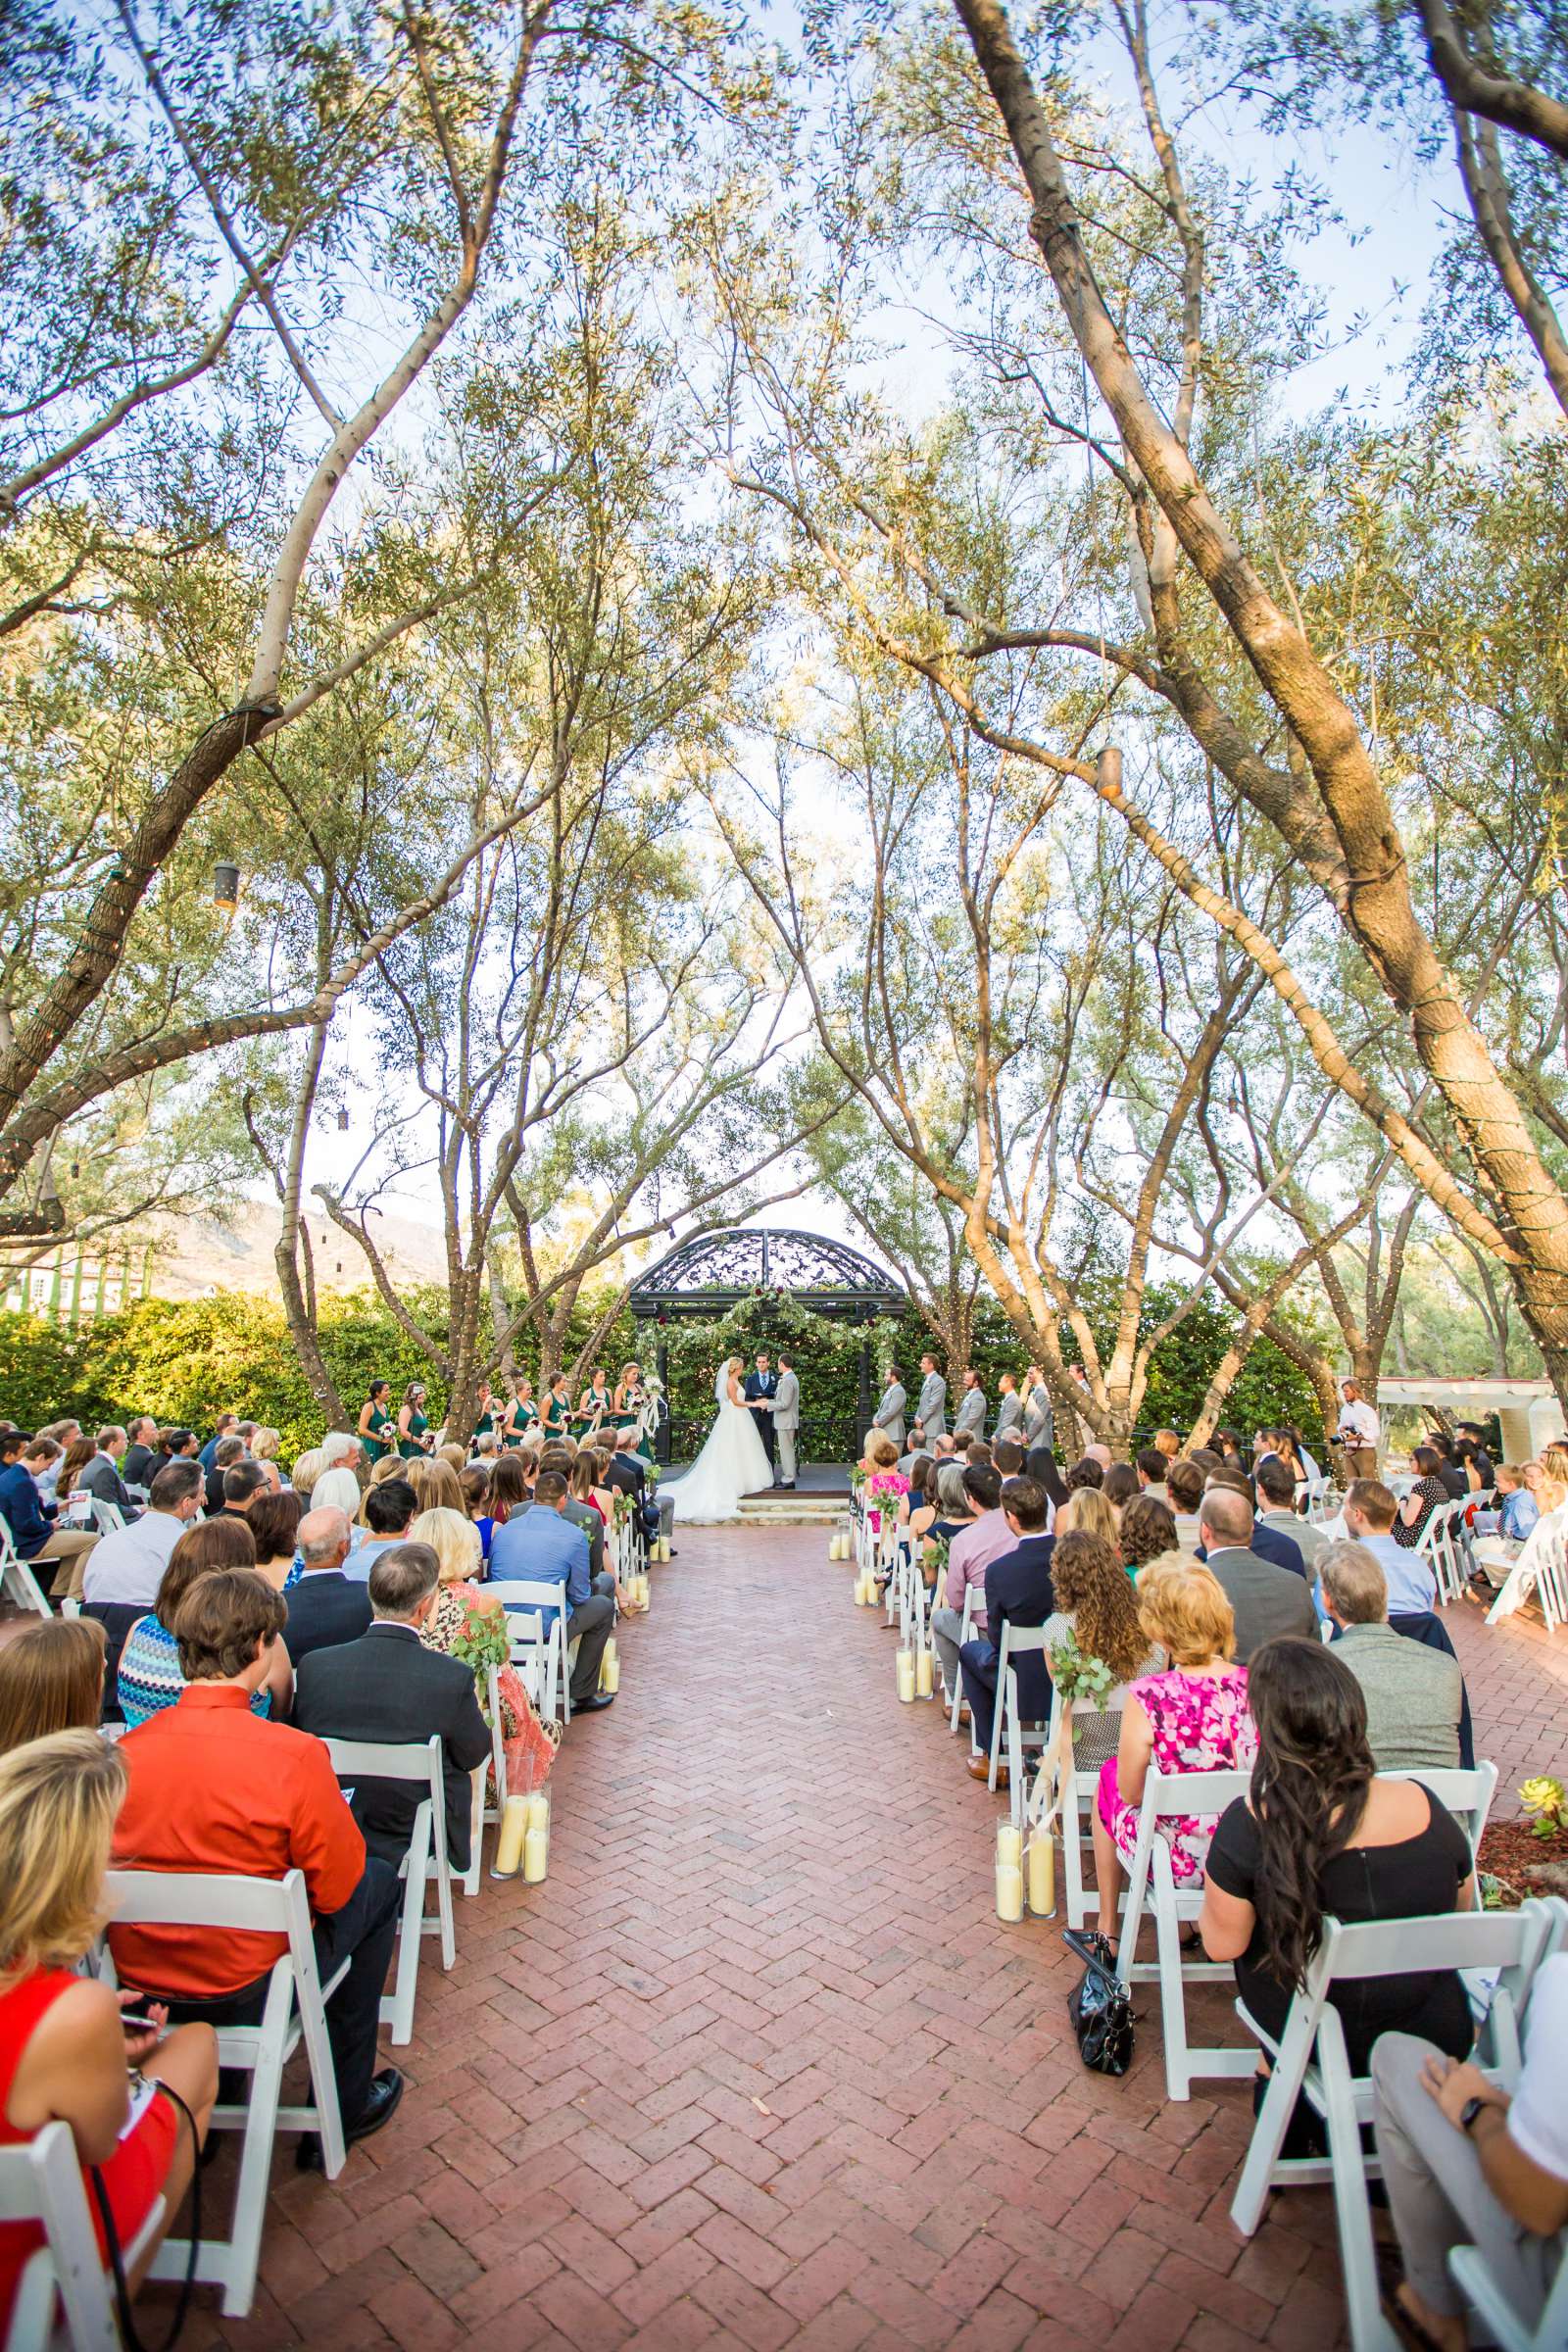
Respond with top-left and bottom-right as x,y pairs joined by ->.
773,1354 -> 801,1488
1023,1367 -> 1054,1450
911,1354 -> 947,1446
993,1373 -> 1025,1443
953,1368 -> 987,1444
872,1368 -> 906,1447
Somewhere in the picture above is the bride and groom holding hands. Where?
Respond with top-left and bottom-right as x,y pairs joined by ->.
662,1348 -> 801,1523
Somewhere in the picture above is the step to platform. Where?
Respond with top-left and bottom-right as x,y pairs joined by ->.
737,1494 -> 850,1525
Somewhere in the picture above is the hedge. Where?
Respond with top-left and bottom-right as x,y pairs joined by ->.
0,1275 -> 1327,1459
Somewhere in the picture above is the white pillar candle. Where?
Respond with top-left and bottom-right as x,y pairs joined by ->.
914,1648 -> 933,1697
995,1861 -> 1024,1923
1027,1834 -> 1054,1917
523,1825 -> 549,1883
525,1791 -> 550,1833
492,1794 -> 529,1878
996,1823 -> 1022,1868
896,1648 -> 915,1702
601,1653 -> 620,1692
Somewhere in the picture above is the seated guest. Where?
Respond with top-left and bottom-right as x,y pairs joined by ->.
319,1430 -> 364,1481
1496,1461 -> 1540,1542
283,1507 -> 371,1661
1166,1457 -> 1205,1551
153,1427 -> 199,1474
409,1505 -> 559,1790
993,1439 -> 1025,1481
1320,1540 -> 1467,1771
76,1426 -> 141,1525
55,1436 -> 99,1518
1254,1453 -> 1328,1569
1373,1952 -> 1568,2352
291,1446 -> 326,1503
293,1543 -> 492,1875
30,1419 -> 79,1503
0,1734 -> 218,2334
122,1416 -> 161,1490
1120,1494 -> 1178,1583
197,1411 -> 239,1471
460,1462 -> 494,1558
247,1487 -> 305,1589
1426,1431 -> 1470,1501
1201,1637 -> 1476,2144
1091,1561 -> 1256,1955
1471,1461 -> 1544,1593
1135,1446 -> 1168,1493
1039,1528 -> 1161,1769
0,1425 -> 97,1596
487,1470 -> 616,1712
1342,1477 -> 1439,1614
1056,1484 -> 1119,1551
1201,1466 -> 1305,1578
541,1443 -> 606,1578
1154,1427 -> 1182,1461
1102,1461 -> 1139,1518
110,1568 -> 403,2160
221,1458 -> 269,1520
1397,1445 -> 1453,1548
405,1456 -> 466,1516
1197,1486 -> 1316,1661
932,1463 -> 1007,1681
607,1426 -> 672,1553
83,1459 -> 205,1613
1064,1456 -> 1103,1494
925,1466 -> 980,1698
344,1476 -> 416,1579
308,1464 -> 362,1522
1024,1445 -> 1068,1512
0,1615 -> 107,1753
119,1518 -> 293,1729
958,1476 -> 1056,1782
251,1426 -> 285,1480
204,1434 -> 245,1515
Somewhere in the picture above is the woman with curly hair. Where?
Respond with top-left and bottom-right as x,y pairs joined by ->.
1040,1530 -> 1162,1770
1120,1494 -> 1178,1582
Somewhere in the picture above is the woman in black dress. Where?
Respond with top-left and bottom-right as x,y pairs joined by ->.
1200,1637 -> 1474,2119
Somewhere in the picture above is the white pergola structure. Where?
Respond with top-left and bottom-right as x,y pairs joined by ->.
1375,1376 -> 1565,1466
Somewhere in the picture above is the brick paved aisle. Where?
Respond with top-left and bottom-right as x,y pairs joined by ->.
191,1525 -> 1353,2352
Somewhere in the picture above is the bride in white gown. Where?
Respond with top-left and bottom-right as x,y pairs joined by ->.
661,1355 -> 772,1523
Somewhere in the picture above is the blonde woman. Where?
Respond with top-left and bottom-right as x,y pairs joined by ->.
291,1446 -> 326,1501
405,1456 -> 464,1515
1089,1561 -> 1256,1957
409,1509 -> 558,1796
1055,1486 -> 1119,1550
0,1734 -> 218,2328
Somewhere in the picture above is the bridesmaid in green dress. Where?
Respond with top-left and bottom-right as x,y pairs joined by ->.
357,1379 -> 396,1464
541,1375 -> 573,1442
578,1366 -> 612,1440
613,1361 -> 649,1455
397,1382 -> 433,1459
501,1377 -> 536,1448
472,1379 -> 497,1447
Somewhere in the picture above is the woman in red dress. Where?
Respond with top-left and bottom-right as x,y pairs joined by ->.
0,1731 -> 218,2331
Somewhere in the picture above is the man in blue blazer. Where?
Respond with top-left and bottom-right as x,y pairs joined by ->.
958,1477 -> 1056,1782
488,1471 -> 615,1712
283,1506 -> 372,1662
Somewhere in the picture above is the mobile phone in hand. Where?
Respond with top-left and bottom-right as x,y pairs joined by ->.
120,2011 -> 162,2034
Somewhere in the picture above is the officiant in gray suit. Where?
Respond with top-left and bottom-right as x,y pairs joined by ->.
773,1353 -> 801,1488
953,1368 -> 987,1444
911,1354 -> 947,1445
872,1367 -> 906,1447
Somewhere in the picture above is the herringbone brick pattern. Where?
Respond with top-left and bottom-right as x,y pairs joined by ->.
151,1527 -> 1562,2349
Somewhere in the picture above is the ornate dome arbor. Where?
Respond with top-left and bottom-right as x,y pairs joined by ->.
629,1226 -> 905,1323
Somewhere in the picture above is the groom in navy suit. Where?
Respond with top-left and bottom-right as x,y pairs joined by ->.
744,1351 -> 779,1485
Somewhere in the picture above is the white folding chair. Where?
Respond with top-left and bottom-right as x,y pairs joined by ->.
1450,2233 -> 1568,2352
487,1580 -> 569,1723
945,1585 -> 975,1733
89,1498 -> 126,1536
1385,1765 -> 1497,1903
0,1509 -> 53,1617
1487,1510 -> 1568,1632
323,1736 -> 456,2044
1115,1765 -> 1257,2100
102,1866 -> 347,2317
987,1624 -> 1054,1826
1231,1897 -> 1568,2352
0,2118 -> 165,2351
1029,1682 -> 1133,1931
1298,1476 -> 1332,1524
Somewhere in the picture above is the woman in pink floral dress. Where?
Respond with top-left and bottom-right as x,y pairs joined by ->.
1090,1560 -> 1256,1955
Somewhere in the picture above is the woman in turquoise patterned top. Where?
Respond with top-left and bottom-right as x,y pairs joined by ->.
398,1382 -> 433,1459
357,1379 -> 395,1464
118,1519 -> 293,1729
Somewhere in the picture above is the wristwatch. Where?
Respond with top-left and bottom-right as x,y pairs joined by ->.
1459,2094 -> 1490,2134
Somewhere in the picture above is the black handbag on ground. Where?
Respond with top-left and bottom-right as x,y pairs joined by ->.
1063,1928 -> 1134,2076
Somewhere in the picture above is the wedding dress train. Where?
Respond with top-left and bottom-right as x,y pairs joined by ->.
661,1367 -> 772,1523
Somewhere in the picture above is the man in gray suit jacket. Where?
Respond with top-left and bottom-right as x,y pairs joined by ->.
911,1355 -> 947,1446
953,1369 -> 987,1445
1321,1540 -> 1462,1770
871,1370 -> 906,1448
993,1375 -> 1025,1443
1198,1487 -> 1316,1662
1023,1371 -> 1054,1450
773,1355 -> 801,1488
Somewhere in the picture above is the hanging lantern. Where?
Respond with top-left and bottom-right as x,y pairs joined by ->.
213,862 -> 240,910
337,1108 -> 350,1131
